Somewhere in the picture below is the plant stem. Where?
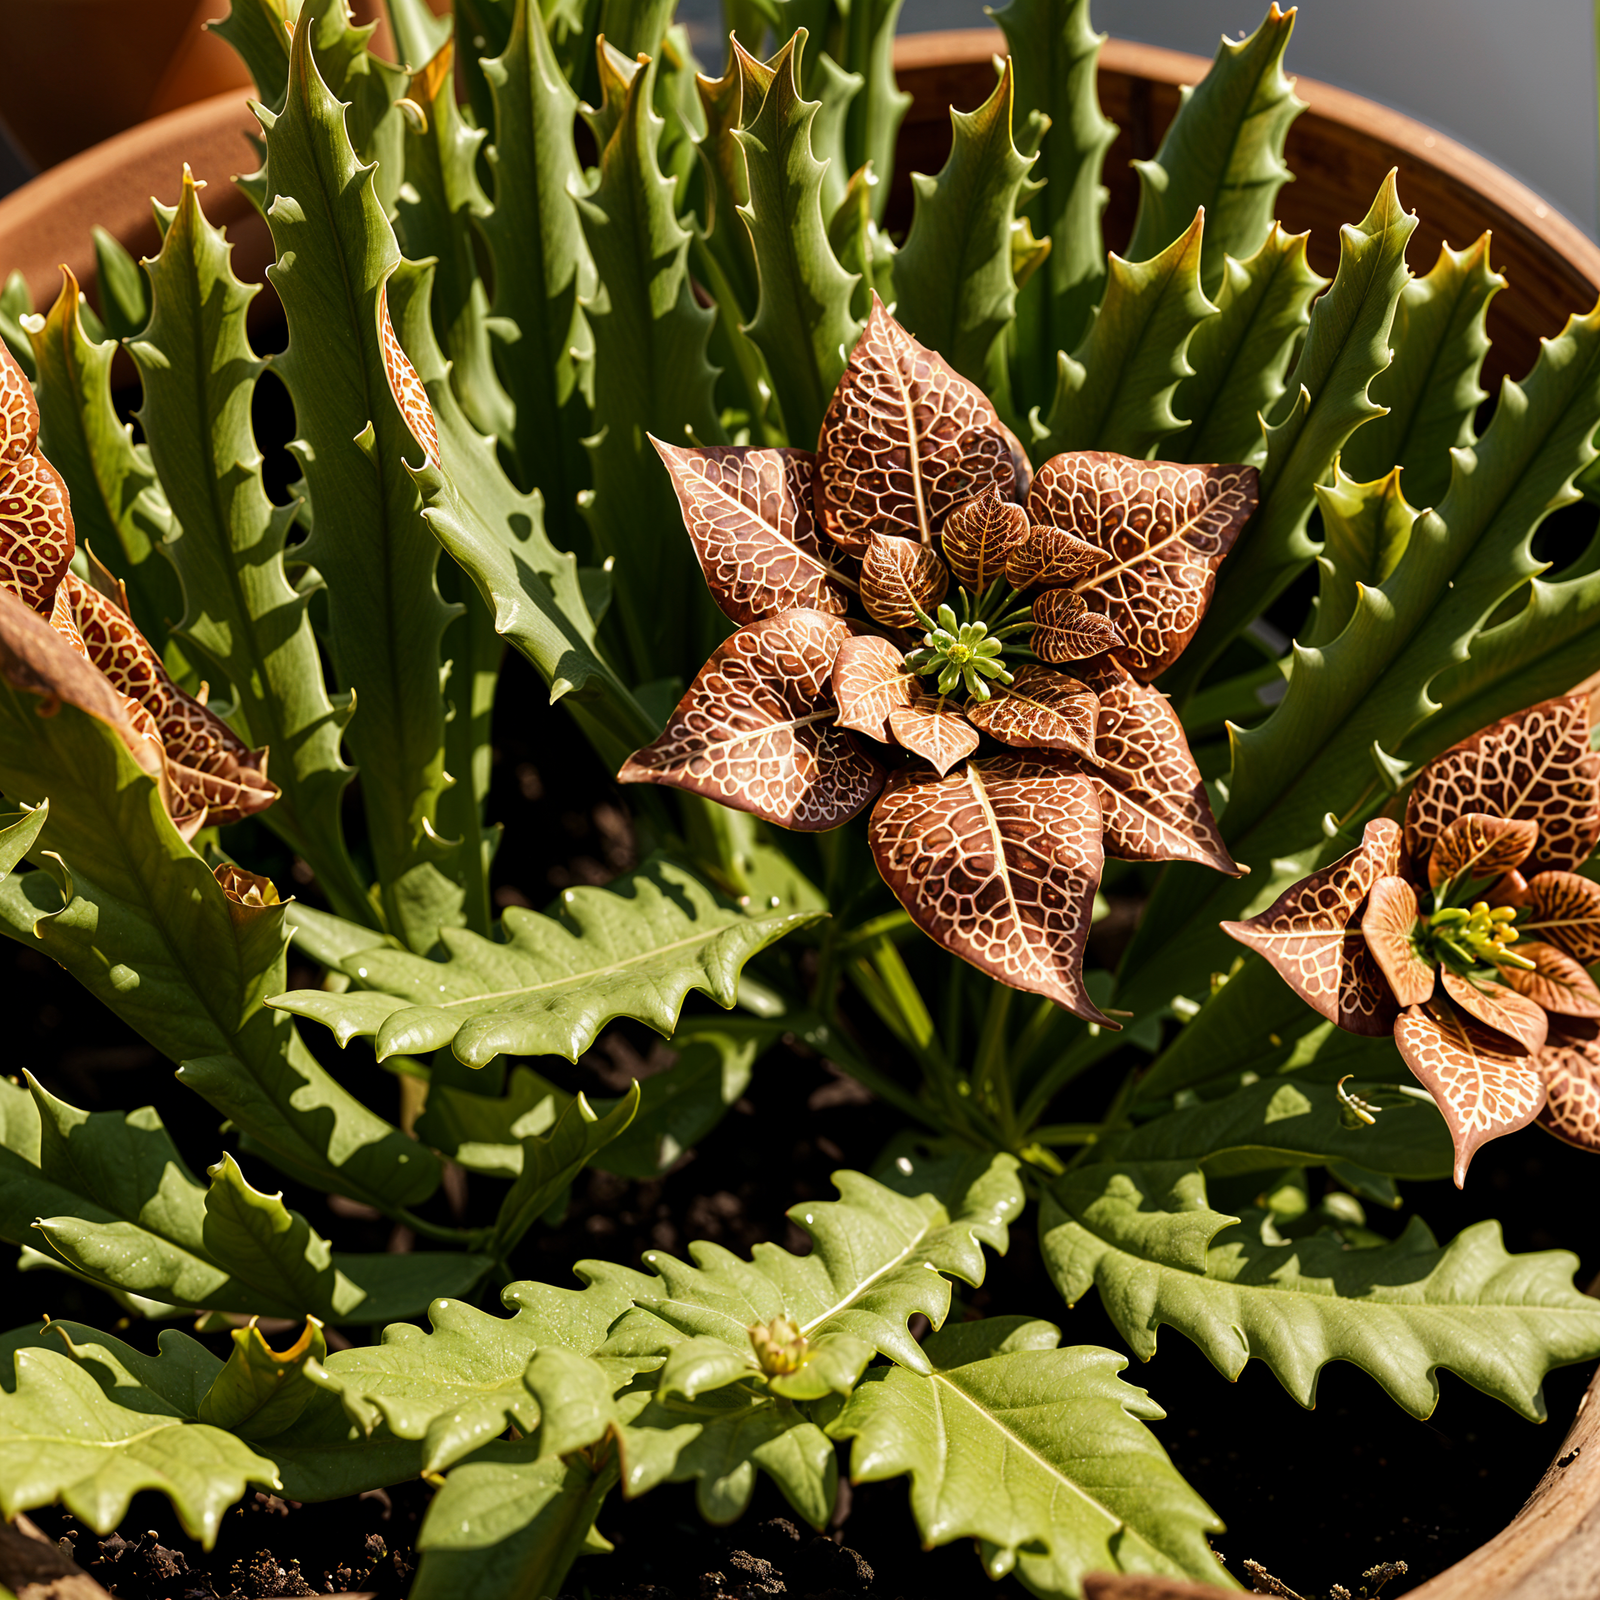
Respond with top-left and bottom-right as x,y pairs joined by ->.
971,981 -> 1018,1142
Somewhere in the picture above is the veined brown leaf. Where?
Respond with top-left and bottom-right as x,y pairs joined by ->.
377,281 -> 440,467
860,533 -> 950,629
1519,870 -> 1600,964
0,345 -> 74,615
1404,693 -> 1600,876
1502,941 -> 1600,1019
1081,668 -> 1239,875
816,296 -> 1023,551
1427,813 -> 1538,890
1439,972 -> 1548,1054
941,490 -> 1026,591
1394,1004 -> 1546,1186
961,664 -> 1098,761
1029,589 -> 1123,664
619,610 -> 886,830
1003,522 -> 1106,590
887,694 -> 979,777
831,634 -> 915,743
1361,876 -> 1433,1007
1025,451 -> 1256,680
652,439 -> 857,626
1536,1024 -> 1600,1152
868,756 -> 1111,1021
1222,818 -> 1402,1036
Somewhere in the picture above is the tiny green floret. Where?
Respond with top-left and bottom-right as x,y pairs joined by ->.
904,605 -> 1015,702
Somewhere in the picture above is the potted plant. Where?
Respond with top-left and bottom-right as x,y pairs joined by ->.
1,2 -> 1598,1597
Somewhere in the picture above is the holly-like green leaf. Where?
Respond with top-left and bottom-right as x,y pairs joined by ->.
1341,235 -> 1504,510
1170,224 -> 1326,466
132,168 -> 371,928
995,0 -> 1117,410
599,1155 -> 1023,1375
410,1443 -> 615,1600
893,58 -> 1035,404
213,0 -> 293,109
0,1345 -> 278,1547
1126,4 -> 1304,294
257,5 -> 459,951
479,0 -> 592,532
91,227 -> 152,343
26,270 -> 186,647
1300,465 -> 1419,648
575,47 -> 726,688
311,1261 -> 654,1474
1037,211 -> 1217,460
1168,172 -> 1416,694
734,32 -> 861,449
197,1319 -> 328,1440
271,854 -> 820,1066
1043,1161 -> 1600,1419
828,1316 -> 1229,1592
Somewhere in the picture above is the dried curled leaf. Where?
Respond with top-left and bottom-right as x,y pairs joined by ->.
377,279 -> 440,467
1003,524 -> 1106,591
652,439 -> 855,626
1361,876 -> 1433,1007
831,634 -> 915,743
868,756 -> 1111,1022
940,490 -> 1026,591
1519,870 -> 1600,964
1223,819 -> 1403,1036
619,610 -> 886,831
1394,1004 -> 1546,1186
816,296 -> 1022,551
1404,694 -> 1600,876
1427,813 -> 1538,890
1502,941 -> 1600,1019
1080,667 -> 1240,875
961,665 -> 1098,762
860,533 -> 950,629
1439,971 -> 1548,1054
1029,590 -> 1123,665
887,694 -> 980,777
1536,1024 -> 1600,1152
1026,452 -> 1257,681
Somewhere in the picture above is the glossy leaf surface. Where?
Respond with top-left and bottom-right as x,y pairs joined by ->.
962,664 -> 1098,761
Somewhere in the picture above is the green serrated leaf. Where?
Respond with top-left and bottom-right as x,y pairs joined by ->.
894,58 -> 1034,401
1170,223 -> 1326,465
1168,171 -> 1417,695
1302,464 -> 1418,647
91,227 -> 152,343
734,30 -> 861,450
271,854 -> 820,1065
828,1316 -> 1231,1591
479,0 -> 593,532
130,167 -> 371,927
1341,234 -> 1504,510
197,1319 -> 328,1440
599,1155 -> 1023,1375
214,0 -> 293,107
1043,1161 -> 1600,1419
576,47 -> 726,687
839,0 -> 908,229
26,271 -> 186,646
0,271 -> 37,379
1038,210 -> 1216,460
0,1346 -> 278,1547
258,6 -> 459,951
385,0 -> 453,66
1126,5 -> 1303,294
995,0 -> 1117,410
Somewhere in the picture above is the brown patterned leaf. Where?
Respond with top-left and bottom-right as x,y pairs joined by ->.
651,439 -> 856,625
831,633 -> 914,743
378,280 -> 440,467
815,295 -> 1022,551
1003,524 -> 1107,591
0,338 -> 33,471
1440,971 -> 1548,1053
0,342 -> 74,617
1500,941 -> 1600,1019
1030,589 -> 1124,665
1394,1003 -> 1546,1186
1025,451 -> 1257,681
1518,870 -> 1600,964
1222,818 -> 1404,1036
941,489 -> 1026,591
961,664 -> 1099,761
867,755 -> 1111,1021
886,693 -> 979,777
1079,667 -> 1240,876
619,610 -> 887,831
1534,1024 -> 1600,1153
1427,812 -> 1538,891
1404,693 -> 1600,876
860,533 -> 950,629
1360,876 -> 1433,1007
